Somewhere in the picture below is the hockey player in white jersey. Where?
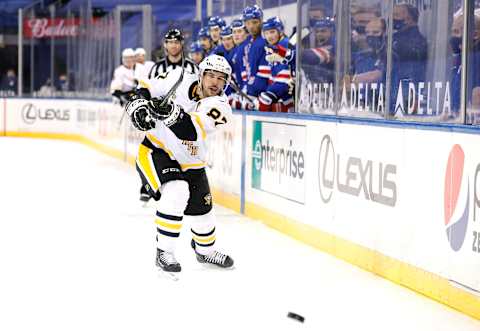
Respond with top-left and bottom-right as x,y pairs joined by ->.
133,48 -> 155,84
136,52 -> 201,203
125,54 -> 234,273
110,48 -> 136,106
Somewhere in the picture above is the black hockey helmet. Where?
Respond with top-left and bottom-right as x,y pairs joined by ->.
164,29 -> 184,42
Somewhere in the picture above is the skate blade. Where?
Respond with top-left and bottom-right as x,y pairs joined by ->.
197,263 -> 236,271
156,267 -> 180,281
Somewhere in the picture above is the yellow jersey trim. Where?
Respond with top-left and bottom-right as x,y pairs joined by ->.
190,113 -> 206,140
146,134 -> 174,158
138,79 -> 150,89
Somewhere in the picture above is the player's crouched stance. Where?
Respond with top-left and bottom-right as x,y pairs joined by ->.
125,55 -> 234,273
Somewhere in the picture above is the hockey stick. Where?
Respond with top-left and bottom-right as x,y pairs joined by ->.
229,78 -> 255,105
158,53 -> 185,107
117,111 -> 126,130
118,54 -> 185,130
288,27 -> 310,47
117,91 -> 133,130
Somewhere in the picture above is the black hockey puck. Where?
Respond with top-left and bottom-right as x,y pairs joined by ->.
287,312 -> 305,323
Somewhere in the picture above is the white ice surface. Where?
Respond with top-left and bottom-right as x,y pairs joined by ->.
0,137 -> 479,331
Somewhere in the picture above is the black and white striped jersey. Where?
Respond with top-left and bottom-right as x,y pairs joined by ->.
148,56 -> 198,79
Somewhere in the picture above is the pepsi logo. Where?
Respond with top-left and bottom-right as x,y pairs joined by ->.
444,144 -> 469,251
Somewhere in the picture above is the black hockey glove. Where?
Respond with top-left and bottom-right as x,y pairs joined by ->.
112,90 -> 130,106
148,97 -> 174,120
125,98 -> 156,131
148,97 -> 182,127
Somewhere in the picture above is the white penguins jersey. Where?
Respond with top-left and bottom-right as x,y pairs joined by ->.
134,61 -> 155,83
144,76 -> 232,171
110,65 -> 136,93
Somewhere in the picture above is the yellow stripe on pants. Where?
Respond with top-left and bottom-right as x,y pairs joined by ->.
137,144 -> 160,192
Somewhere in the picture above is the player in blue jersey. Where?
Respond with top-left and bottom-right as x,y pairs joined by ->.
258,17 -> 294,112
198,27 -> 214,55
227,18 -> 250,108
231,19 -> 248,88
213,26 -> 235,65
213,26 -> 236,96
189,41 -> 205,65
242,5 -> 269,103
208,16 -> 227,48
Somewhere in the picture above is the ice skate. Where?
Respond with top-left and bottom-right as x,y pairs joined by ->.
155,248 -> 181,272
140,185 -> 151,206
191,239 -> 234,268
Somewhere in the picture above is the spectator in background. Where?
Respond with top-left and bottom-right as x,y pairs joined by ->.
110,48 -> 136,106
243,5 -> 269,103
208,16 -> 227,48
351,6 -> 380,54
301,3 -> 327,50
309,3 -> 326,21
450,12 -> 480,119
259,17 -> 294,112
134,47 -> 155,84
351,17 -> 388,113
391,3 -> 428,115
1,69 -> 17,94
198,27 -> 214,55
38,78 -> 55,97
302,17 -> 336,84
55,74 -> 69,93
352,18 -> 387,84
188,41 -> 205,65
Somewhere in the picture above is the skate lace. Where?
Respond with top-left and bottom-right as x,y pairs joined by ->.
160,252 -> 178,265
205,251 -> 227,265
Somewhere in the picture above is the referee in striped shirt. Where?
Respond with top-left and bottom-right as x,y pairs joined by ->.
148,29 -> 198,79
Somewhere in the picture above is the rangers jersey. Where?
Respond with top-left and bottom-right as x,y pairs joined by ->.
243,35 -> 268,96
